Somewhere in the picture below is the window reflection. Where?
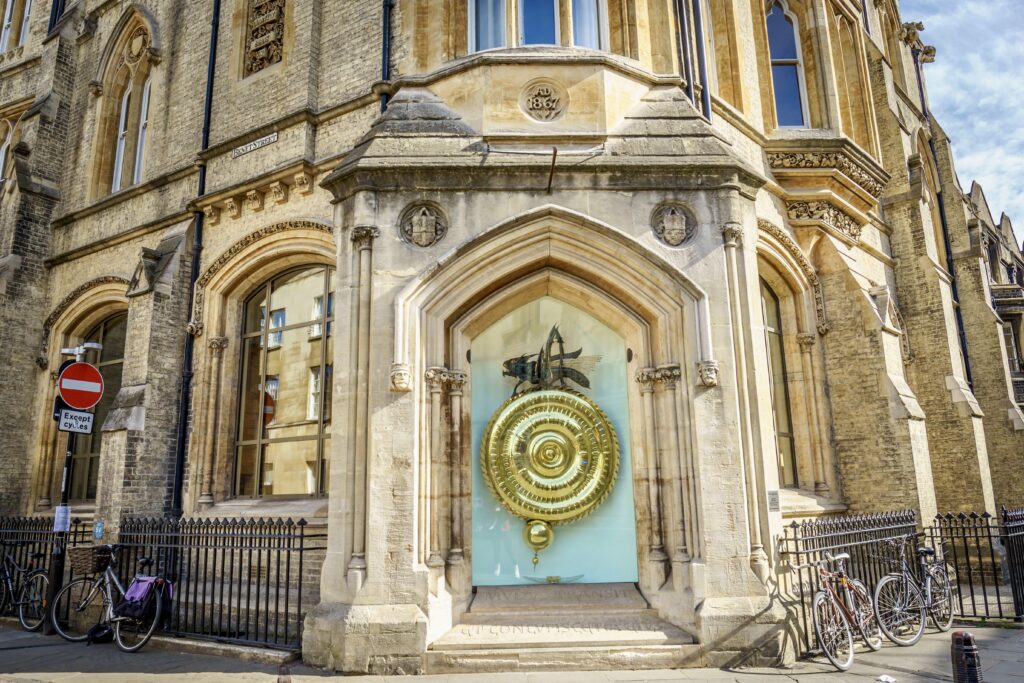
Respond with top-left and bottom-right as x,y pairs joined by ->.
236,266 -> 335,497
767,2 -> 808,127
69,312 -> 128,502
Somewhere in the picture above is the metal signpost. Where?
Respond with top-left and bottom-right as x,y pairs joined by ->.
43,343 -> 102,635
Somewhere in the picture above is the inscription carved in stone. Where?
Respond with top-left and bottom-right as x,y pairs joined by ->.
244,0 -> 285,77
521,80 -> 568,122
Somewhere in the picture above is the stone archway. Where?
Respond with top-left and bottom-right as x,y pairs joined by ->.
390,205 -> 718,637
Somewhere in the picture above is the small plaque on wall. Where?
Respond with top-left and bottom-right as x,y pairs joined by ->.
767,490 -> 781,512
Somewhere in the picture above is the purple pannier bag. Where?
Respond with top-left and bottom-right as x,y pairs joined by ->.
114,576 -> 158,620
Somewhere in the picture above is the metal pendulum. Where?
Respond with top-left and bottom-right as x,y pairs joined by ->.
524,520 -> 553,567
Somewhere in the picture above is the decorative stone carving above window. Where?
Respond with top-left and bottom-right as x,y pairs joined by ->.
520,80 -> 568,122
767,151 -> 885,198
786,200 -> 862,243
244,0 -> 285,77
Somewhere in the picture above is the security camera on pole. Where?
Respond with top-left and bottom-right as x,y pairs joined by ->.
43,342 -> 102,635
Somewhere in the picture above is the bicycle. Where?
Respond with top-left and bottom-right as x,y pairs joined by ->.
49,544 -> 166,652
0,541 -> 49,631
794,552 -> 882,671
873,537 -> 954,646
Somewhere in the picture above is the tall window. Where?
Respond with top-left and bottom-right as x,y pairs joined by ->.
69,312 -> 127,502
94,20 -> 154,197
471,0 -> 606,51
761,280 -> 799,488
0,0 -> 30,53
766,1 -> 808,127
236,266 -> 335,498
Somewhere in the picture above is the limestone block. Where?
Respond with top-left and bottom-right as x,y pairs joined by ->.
302,602 -> 428,675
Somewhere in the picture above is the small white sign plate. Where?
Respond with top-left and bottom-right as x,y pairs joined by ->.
58,409 -> 94,434
232,131 -> 278,158
767,490 -> 781,512
54,505 -> 71,533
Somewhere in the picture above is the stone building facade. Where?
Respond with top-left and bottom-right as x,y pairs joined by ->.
0,0 -> 1022,673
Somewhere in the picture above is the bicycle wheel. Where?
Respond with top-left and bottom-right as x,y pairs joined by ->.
812,590 -> 855,671
114,581 -> 163,652
16,571 -> 48,631
927,564 -> 955,631
874,573 -> 925,646
849,578 -> 882,651
51,577 -> 103,642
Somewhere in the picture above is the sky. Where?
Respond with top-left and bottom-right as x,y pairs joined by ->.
901,0 -> 1024,247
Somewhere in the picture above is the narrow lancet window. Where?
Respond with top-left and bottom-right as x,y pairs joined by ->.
132,77 -> 151,185
473,0 -> 505,50
111,86 -> 132,192
767,1 -> 808,127
572,0 -> 601,49
520,0 -> 557,45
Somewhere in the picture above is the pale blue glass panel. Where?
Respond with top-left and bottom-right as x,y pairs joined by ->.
521,0 -> 557,45
471,297 -> 639,586
475,0 -> 506,51
766,4 -> 798,60
772,64 -> 805,126
572,0 -> 601,49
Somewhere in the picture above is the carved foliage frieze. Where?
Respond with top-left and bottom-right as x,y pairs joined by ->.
786,200 -> 862,242
766,151 -> 885,198
757,219 -> 831,335
244,0 -> 285,77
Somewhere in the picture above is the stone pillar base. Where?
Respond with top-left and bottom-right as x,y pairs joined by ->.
696,596 -> 793,668
302,602 -> 428,674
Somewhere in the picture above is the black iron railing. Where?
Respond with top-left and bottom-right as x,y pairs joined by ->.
781,510 -> 918,654
928,508 -> 1024,623
117,516 -> 326,650
0,515 -> 90,612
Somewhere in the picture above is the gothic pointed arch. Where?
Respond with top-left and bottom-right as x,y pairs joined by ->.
38,275 -> 131,367
757,218 -> 829,335
89,6 -> 162,198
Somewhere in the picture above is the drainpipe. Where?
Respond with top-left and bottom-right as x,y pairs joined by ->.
171,0 -> 221,517
913,46 -> 974,389
380,0 -> 393,111
673,0 -> 695,104
690,0 -> 712,120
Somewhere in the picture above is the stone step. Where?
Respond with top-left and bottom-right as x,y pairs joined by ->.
424,643 -> 704,674
432,612 -> 693,650
468,582 -> 649,614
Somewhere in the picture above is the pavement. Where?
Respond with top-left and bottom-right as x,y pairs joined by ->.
0,624 -> 1022,682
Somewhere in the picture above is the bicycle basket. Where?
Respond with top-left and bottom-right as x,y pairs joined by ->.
68,545 -> 112,574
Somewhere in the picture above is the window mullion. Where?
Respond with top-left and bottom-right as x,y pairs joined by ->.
255,282 -> 272,497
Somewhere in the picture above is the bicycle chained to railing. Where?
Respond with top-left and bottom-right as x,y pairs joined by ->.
872,535 -> 955,646
49,544 -> 172,652
0,541 -> 50,631
790,552 -> 883,671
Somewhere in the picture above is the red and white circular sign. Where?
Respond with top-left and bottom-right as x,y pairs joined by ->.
57,362 -> 104,411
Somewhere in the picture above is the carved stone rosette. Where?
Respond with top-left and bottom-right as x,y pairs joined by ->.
786,200 -> 862,242
651,203 -> 696,247
399,203 -> 447,248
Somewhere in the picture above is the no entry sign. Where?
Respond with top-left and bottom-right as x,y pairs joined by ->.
57,362 -> 104,410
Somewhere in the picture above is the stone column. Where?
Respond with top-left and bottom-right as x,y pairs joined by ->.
447,370 -> 467,565
198,336 -> 229,507
348,226 -> 379,581
655,364 -> 688,563
424,366 -> 447,569
635,368 -> 666,564
796,332 -> 830,495
721,220 -> 768,579
36,372 -> 60,509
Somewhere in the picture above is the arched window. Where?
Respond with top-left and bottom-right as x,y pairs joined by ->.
470,0 -> 607,52
69,312 -> 127,502
236,266 -> 335,498
93,19 -> 155,197
761,279 -> 799,488
0,0 -> 31,53
766,1 -> 808,127
0,119 -> 12,182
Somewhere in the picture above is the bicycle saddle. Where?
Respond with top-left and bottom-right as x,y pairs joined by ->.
137,557 -> 154,569
916,546 -> 935,556
828,552 -> 850,562
30,552 -> 45,561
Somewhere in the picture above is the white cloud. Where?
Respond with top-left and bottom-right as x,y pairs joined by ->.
902,0 -> 1024,246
